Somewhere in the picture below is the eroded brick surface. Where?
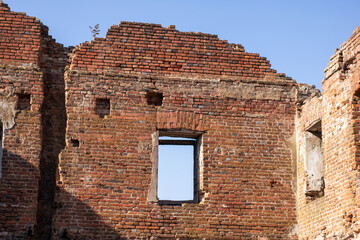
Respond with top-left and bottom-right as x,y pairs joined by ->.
0,2 -> 68,239
69,22 -> 280,79
296,27 -> 360,239
0,3 -> 43,239
1,1 -> 360,240
52,71 -> 299,239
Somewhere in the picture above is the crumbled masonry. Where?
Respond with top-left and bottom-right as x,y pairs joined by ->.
0,2 -> 360,239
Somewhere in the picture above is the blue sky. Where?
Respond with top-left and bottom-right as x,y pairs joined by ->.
7,0 -> 360,90
158,144 -> 194,200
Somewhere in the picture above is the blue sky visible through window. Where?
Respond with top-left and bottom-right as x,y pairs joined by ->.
158,137 -> 194,201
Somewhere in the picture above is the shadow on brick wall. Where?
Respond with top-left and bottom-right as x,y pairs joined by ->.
0,149 -> 39,239
52,188 -> 124,240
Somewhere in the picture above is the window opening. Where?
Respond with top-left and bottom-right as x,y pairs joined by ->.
148,131 -> 202,205
305,120 -> 324,197
158,136 -> 195,201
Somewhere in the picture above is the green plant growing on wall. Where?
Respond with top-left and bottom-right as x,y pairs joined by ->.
89,24 -> 100,39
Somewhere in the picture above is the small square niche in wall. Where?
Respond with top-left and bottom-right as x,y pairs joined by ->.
16,93 -> 31,110
70,139 -> 79,147
95,98 -> 110,118
146,91 -> 163,106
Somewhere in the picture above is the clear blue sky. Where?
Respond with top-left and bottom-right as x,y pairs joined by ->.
158,144 -> 194,200
7,0 -> 360,90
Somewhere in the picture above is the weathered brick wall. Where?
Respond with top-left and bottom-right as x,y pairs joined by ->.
0,2 -> 68,239
296,93 -> 326,238
7,3 -> 360,239
351,27 -> 360,239
69,22 -> 278,78
35,24 -> 70,240
296,26 -> 360,239
51,22 -> 301,239
0,2 -> 41,65
0,65 -> 43,239
0,3 -> 43,239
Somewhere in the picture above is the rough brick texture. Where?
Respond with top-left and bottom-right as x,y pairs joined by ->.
70,21 -> 280,79
296,27 -> 360,239
53,19 -> 304,239
51,18 -> 305,238
1,1 -> 360,240
0,2 -> 69,239
0,3 -> 40,64
53,72 -> 299,239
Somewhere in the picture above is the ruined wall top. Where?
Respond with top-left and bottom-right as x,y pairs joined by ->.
68,21 -> 295,83
324,25 -> 360,81
0,2 -> 66,69
0,2 -> 42,65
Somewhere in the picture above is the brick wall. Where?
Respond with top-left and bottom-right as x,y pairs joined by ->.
35,23 -> 70,240
0,2 -> 68,239
0,2 -> 41,65
296,93 -> 326,238
0,3 -> 43,239
0,65 -> 43,239
296,27 -> 360,239
4,2 -> 360,239
69,22 -> 278,79
51,21 -> 302,239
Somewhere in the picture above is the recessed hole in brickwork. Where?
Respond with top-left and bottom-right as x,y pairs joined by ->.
354,89 -> 360,98
305,120 -> 324,197
59,227 -> 68,239
95,98 -> 110,118
146,91 -> 163,106
71,139 -> 79,147
26,225 -> 34,236
16,93 -> 31,110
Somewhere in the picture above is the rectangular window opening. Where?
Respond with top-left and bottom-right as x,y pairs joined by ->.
305,120 -> 324,198
156,132 -> 201,205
